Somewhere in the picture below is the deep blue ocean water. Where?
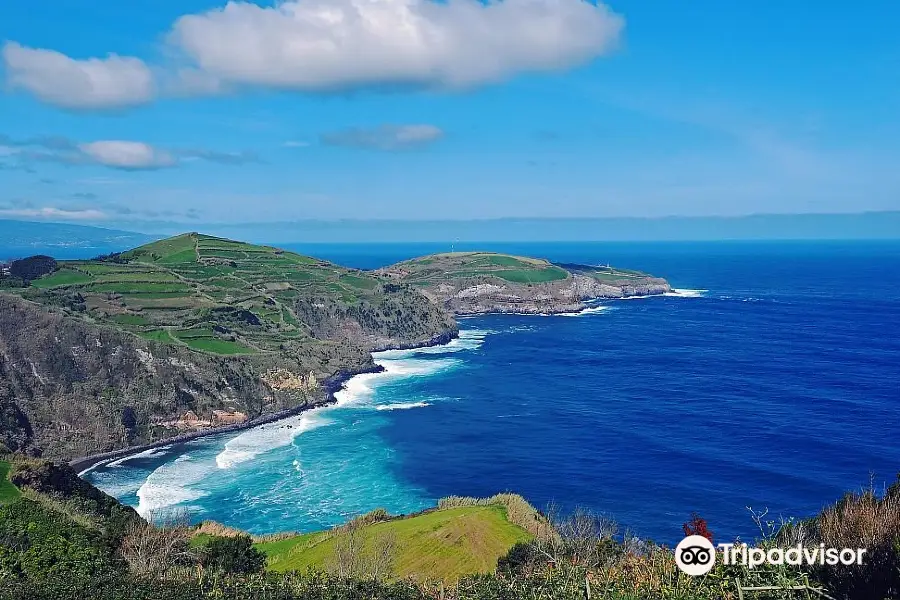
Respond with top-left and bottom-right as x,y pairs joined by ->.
81,241 -> 900,544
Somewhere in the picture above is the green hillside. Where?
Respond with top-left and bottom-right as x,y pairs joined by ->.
378,251 -> 669,315
380,251 -> 658,287
0,233 -> 457,459
0,454 -> 883,599
381,252 -> 571,285
257,504 -> 532,582
0,460 -> 20,505
16,233 -> 454,357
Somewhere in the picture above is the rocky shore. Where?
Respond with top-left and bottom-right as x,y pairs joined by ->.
69,329 -> 461,474
439,273 -> 672,316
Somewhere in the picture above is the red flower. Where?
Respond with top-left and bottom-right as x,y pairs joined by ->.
683,512 -> 714,543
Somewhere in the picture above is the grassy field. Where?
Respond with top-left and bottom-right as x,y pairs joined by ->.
382,252 -> 571,286
386,252 -> 651,289
0,460 -> 21,505
16,233 -> 406,356
257,504 -> 531,582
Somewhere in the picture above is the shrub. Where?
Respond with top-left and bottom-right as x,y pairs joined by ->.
201,535 -> 266,575
9,255 -> 57,282
683,512 -> 714,543
810,484 -> 900,599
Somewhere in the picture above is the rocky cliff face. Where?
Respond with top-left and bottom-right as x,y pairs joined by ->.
0,294 -> 373,459
379,252 -> 671,316
426,272 -> 670,315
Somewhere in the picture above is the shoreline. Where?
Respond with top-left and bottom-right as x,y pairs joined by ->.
70,330 -> 459,475
71,291 -> 693,475
453,288 -> 676,317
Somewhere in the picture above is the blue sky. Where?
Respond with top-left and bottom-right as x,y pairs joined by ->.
0,0 -> 898,228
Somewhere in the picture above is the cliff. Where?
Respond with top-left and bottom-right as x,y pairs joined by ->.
0,237 -> 670,461
0,233 -> 456,460
378,252 -> 670,315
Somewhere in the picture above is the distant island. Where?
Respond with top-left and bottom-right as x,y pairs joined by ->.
0,233 -> 668,462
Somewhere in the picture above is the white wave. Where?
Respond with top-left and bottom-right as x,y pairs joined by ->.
332,356 -> 460,410
106,445 -> 173,468
215,354 -> 460,470
195,332 -> 470,475
374,329 -> 490,359
558,305 -> 612,317
376,401 -> 431,411
136,453 -> 211,518
664,288 -> 708,298
216,411 -> 329,470
77,458 -> 114,477
614,288 -> 708,300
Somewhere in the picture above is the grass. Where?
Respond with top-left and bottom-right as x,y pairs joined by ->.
31,269 -> 94,288
178,335 -> 256,355
9,232 -> 448,357
109,314 -> 151,326
257,504 -> 531,582
137,329 -> 173,343
339,274 -> 379,290
494,266 -> 568,283
88,282 -> 192,294
388,252 -> 570,286
0,461 -> 21,505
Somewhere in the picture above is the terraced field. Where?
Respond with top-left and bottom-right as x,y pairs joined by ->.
18,233 -> 453,357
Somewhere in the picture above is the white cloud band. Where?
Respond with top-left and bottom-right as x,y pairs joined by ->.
3,0 -> 622,108
2,42 -> 155,110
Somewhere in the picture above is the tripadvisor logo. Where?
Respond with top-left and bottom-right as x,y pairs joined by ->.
675,535 -> 717,576
675,535 -> 868,576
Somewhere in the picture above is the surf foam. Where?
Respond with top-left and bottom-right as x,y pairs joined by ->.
376,401 -> 431,411
665,288 -> 708,298
216,411 -> 329,470
136,453 -> 211,518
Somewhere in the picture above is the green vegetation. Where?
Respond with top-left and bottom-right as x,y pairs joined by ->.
10,233 -> 454,359
0,460 -> 20,504
259,504 -> 531,582
377,251 -> 668,315
2,457 -> 897,600
384,252 -> 571,286
30,268 -> 94,288
493,266 -> 569,283
0,233 -> 460,460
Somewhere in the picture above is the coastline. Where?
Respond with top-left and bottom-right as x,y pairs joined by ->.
71,291 -> 686,476
453,287 -> 673,317
70,330 -> 460,475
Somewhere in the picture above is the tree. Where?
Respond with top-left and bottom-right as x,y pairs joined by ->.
201,535 -> 265,574
683,512 -> 714,543
9,255 -> 57,282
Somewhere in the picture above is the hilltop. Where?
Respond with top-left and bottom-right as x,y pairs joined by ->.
0,233 -> 455,459
254,495 -> 538,583
0,234 -> 670,460
379,251 -> 670,314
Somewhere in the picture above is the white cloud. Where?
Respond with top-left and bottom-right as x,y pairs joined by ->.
168,0 -> 623,92
0,207 -> 108,220
320,124 -> 444,150
283,140 -> 311,148
2,42 -> 155,110
78,141 -> 177,170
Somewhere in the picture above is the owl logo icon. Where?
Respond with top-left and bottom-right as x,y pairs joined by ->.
675,535 -> 716,576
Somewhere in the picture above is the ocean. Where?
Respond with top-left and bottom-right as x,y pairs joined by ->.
81,241 -> 900,544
